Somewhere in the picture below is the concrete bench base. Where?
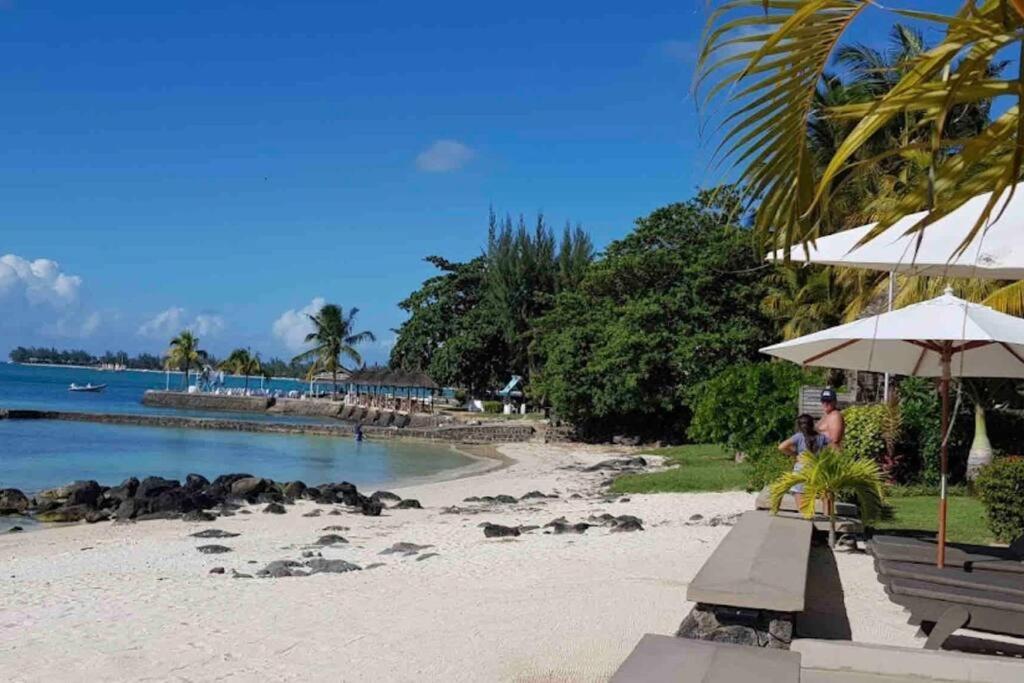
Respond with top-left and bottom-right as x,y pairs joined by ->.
611,634 -> 800,683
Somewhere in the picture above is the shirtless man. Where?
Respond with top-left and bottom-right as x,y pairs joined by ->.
816,388 -> 845,448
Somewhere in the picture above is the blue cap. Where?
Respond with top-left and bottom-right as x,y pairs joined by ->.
821,388 -> 837,403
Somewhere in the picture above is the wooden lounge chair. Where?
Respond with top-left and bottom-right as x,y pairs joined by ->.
875,559 -> 1024,599
867,534 -> 1024,574
881,577 -> 1024,649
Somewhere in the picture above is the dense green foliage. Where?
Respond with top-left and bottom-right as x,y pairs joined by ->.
533,190 -> 775,438
389,214 -> 592,395
688,362 -> 821,454
745,445 -> 793,493
842,404 -> 887,461
610,444 -> 747,494
9,346 -> 166,370
974,458 -> 1024,543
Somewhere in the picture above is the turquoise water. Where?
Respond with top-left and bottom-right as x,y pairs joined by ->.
0,363 -> 471,493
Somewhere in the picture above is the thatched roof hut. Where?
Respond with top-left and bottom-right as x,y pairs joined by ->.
347,366 -> 439,391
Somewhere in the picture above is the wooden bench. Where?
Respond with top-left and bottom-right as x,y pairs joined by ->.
677,510 -> 813,646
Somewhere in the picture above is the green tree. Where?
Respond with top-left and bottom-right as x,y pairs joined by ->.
770,447 -> 885,548
533,189 -> 775,438
165,330 -> 207,390
293,304 -> 375,397
219,348 -> 265,392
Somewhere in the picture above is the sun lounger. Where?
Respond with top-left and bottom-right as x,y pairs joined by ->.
868,535 -> 1024,574
875,560 -> 1024,599
881,577 -> 1024,649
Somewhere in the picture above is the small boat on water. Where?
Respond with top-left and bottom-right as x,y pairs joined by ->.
69,383 -> 107,393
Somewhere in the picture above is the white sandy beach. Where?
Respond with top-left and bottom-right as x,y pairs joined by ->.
0,442 -> 1012,682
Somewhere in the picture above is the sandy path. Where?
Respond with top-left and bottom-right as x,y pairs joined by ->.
2,442 -> 1017,682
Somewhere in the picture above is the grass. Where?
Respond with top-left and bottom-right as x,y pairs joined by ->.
873,495 -> 994,545
610,444 -> 748,494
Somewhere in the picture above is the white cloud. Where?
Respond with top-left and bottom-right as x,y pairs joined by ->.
272,296 -> 325,352
137,307 -> 225,339
0,254 -> 82,308
49,311 -> 102,338
415,139 -> 474,173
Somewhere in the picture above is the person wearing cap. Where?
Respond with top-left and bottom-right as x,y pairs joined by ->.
816,388 -> 844,448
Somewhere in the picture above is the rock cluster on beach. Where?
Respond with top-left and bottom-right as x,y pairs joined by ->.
1,475 -> 405,525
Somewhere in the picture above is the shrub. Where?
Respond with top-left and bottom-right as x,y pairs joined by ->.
842,404 -> 886,460
688,362 -> 823,454
974,457 -> 1024,542
481,400 -> 502,414
745,445 -> 793,492
896,377 -> 968,485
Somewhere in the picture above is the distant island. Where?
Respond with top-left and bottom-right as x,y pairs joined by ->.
7,346 -> 312,379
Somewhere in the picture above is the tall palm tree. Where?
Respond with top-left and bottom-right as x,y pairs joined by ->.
769,446 -> 885,548
165,330 -> 207,390
698,2 -> 1020,256
219,348 -> 264,392
293,304 -> 375,397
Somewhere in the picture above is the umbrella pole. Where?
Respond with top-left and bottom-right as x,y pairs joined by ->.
937,342 -> 952,568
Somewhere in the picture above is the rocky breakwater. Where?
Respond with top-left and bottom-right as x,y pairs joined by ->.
142,390 -> 271,413
1,474 -> 394,526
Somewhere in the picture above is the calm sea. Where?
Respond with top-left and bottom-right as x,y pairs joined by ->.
0,363 -> 472,495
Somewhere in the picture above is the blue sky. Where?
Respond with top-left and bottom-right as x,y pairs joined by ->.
0,0 -> 953,364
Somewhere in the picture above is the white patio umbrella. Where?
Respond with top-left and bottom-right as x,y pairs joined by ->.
770,184 -> 1024,280
761,289 -> 1024,567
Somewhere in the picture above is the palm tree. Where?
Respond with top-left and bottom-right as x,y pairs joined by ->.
292,304 -> 375,397
219,348 -> 264,393
165,330 -> 207,390
769,447 -> 884,548
698,2 -> 1018,255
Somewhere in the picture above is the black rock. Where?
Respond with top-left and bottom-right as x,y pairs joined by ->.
610,519 -> 644,532
544,517 -> 569,527
136,476 -> 180,499
416,552 -> 440,561
209,566 -> 225,575
103,478 -> 139,504
65,480 -> 103,507
364,562 -> 386,570
517,525 -> 540,533
258,560 -> 303,578
282,481 -> 307,499
256,490 -> 285,505
320,525 -> 349,532
380,542 -> 432,555
393,499 -> 422,510
8,526 -> 23,533
550,522 -> 590,535
196,544 -> 232,554
35,504 -> 91,523
521,491 -> 555,500
463,496 -> 481,502
327,509 -> 343,516
302,486 -> 322,501
688,514 -> 704,522
150,488 -> 199,515
494,494 -> 518,504
114,498 -> 143,520
370,490 -> 401,502
211,473 -> 253,489
483,524 -> 521,538
0,488 -> 30,515
230,477 -> 269,498
301,509 -> 323,518
569,493 -> 583,499
182,510 -> 217,522
315,534 -> 348,546
583,457 -> 648,473
615,514 -> 643,526
305,558 -> 361,574
191,529 -> 240,538
263,502 -> 287,515
361,500 -> 383,516
185,473 -> 210,491
618,497 -> 631,503
84,509 -> 111,524
232,571 -> 253,579
238,509 -> 252,514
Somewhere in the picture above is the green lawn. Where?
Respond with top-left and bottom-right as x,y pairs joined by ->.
874,495 -> 994,545
610,444 -> 748,494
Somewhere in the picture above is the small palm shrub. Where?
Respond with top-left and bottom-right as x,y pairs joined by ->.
974,457 -> 1024,543
770,447 -> 885,548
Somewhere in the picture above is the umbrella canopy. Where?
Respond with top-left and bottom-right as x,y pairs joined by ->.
770,185 -> 1024,280
761,290 -> 1024,378
761,289 -> 1024,568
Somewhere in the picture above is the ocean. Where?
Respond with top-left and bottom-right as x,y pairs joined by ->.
0,363 -> 472,495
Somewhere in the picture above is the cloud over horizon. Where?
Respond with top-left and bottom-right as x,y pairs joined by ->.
415,139 -> 474,173
0,254 -> 82,308
272,297 -> 325,353
137,307 -> 225,340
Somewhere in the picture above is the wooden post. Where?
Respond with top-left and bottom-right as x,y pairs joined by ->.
937,341 -> 952,568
